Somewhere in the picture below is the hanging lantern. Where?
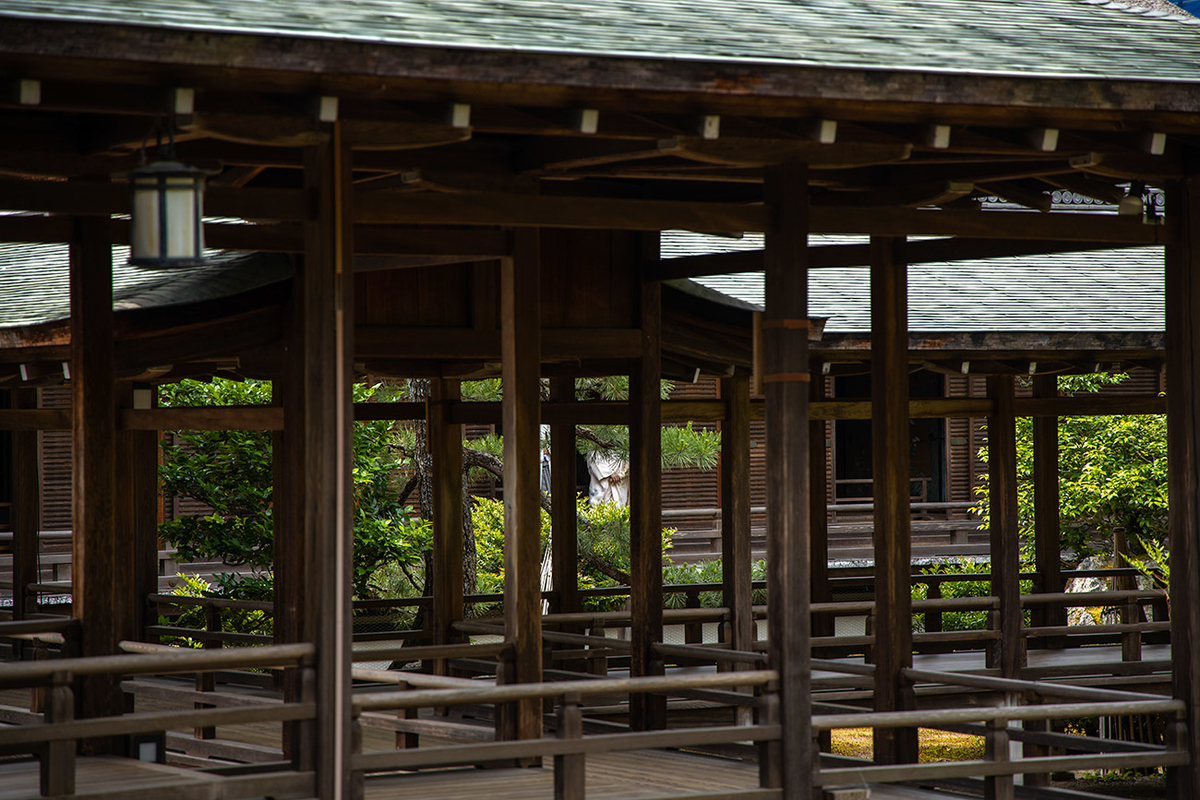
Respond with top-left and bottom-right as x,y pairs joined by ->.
128,156 -> 208,268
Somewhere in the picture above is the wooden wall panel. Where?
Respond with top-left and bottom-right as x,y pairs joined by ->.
39,386 -> 72,532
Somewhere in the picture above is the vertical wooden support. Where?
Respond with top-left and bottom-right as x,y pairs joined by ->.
550,377 -> 579,616
984,716 -> 1015,800
554,692 -> 585,800
870,235 -> 918,765
12,388 -> 39,619
301,124 -> 355,800
430,378 -> 464,651
762,163 -> 812,799
70,214 -> 124,729
41,671 -> 75,796
1165,164 -> 1200,800
720,373 -> 753,659
810,376 -> 832,643
500,226 -> 544,744
275,294 -> 303,755
115,384 -> 157,644
1032,375 -> 1065,647
630,234 -> 665,731
987,375 -> 1024,679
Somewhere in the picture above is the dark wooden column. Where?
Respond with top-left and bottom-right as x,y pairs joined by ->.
810,375 -> 832,641
1165,164 -> 1200,799
301,124 -> 355,799
430,378 -> 464,649
630,234 -> 665,730
870,236 -> 918,764
70,214 -> 123,725
11,388 -> 39,620
1032,375 -> 1065,643
501,227 -> 543,743
987,375 -> 1024,679
550,377 -> 579,616
762,163 -> 812,798
721,373 -> 753,658
115,383 -> 159,641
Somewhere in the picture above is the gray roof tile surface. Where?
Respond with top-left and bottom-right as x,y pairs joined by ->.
665,231 -> 1164,334
0,0 -> 1198,81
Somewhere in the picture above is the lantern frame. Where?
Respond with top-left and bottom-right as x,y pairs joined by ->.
127,156 -> 209,269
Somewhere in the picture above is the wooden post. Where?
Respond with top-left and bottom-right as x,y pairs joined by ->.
550,377 -> 579,617
810,376 -> 832,645
985,715 -> 1014,800
42,671 -> 75,796
500,226 -> 544,745
1165,164 -> 1200,800
987,375 -> 1025,679
275,293 -> 303,754
70,214 -> 124,731
762,162 -> 812,799
554,692 -> 585,800
870,235 -> 918,765
720,373 -> 753,660
12,387 -> 39,620
301,124 -> 355,800
430,378 -> 464,652
115,383 -> 158,643
1032,375 -> 1065,647
630,234 -> 665,731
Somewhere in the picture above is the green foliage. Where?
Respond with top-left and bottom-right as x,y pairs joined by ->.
911,559 -> 1033,631
162,574 -> 273,648
1122,534 -> 1170,605
160,378 -> 429,599
974,374 -> 1167,559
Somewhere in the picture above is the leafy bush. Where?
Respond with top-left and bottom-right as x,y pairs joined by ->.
912,558 -> 1033,631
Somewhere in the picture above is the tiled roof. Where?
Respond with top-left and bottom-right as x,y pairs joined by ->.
664,231 -> 1164,334
0,0 -> 1198,82
0,229 -> 291,329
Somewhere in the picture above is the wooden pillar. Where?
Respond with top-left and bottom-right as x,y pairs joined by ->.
430,379 -> 464,649
12,388 -> 39,620
762,163 -> 812,799
870,235 -> 918,765
1165,164 -> 1200,799
115,384 -> 158,642
70,214 -> 123,727
810,375 -> 833,641
721,373 -> 753,657
630,233 -> 665,730
987,375 -> 1024,679
500,227 -> 543,743
1032,375 -> 1065,644
301,124 -> 355,800
550,377 -> 579,616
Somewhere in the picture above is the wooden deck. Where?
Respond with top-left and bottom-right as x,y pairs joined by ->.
363,749 -> 973,800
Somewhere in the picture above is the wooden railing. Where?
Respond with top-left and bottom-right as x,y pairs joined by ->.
350,667 -> 781,799
0,642 -> 317,797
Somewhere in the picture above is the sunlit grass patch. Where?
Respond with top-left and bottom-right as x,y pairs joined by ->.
829,728 -> 984,762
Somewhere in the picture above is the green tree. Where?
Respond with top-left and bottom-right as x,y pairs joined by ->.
159,378 -> 429,599
975,374 -> 1168,559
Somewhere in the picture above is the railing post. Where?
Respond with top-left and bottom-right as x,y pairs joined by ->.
554,692 -> 585,800
685,589 -> 703,644
350,705 -> 365,800
294,654 -> 318,773
984,715 -> 1013,800
195,601 -> 220,739
757,680 -> 782,790
395,679 -> 419,750
587,622 -> 607,677
985,610 -> 998,670
1121,600 -> 1142,662
1022,694 -> 1050,788
925,580 -> 943,634
41,670 -> 75,797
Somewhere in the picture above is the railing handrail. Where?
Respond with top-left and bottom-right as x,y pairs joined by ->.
0,641 -> 313,686
811,698 -> 1184,732
353,668 -> 778,712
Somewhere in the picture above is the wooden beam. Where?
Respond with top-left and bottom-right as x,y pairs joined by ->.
115,384 -> 158,644
987,375 -> 1025,680
550,378 -> 579,616
809,377 -> 832,643
870,236 -> 918,765
630,235 -> 666,730
301,125 -> 355,800
500,227 -> 543,745
762,163 -> 812,800
430,379 -> 465,649
70,213 -> 123,734
721,374 -> 754,667
120,407 -> 284,431
11,388 -> 39,619
1032,375 -> 1066,646
1165,163 -> 1200,799
354,327 -> 642,361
